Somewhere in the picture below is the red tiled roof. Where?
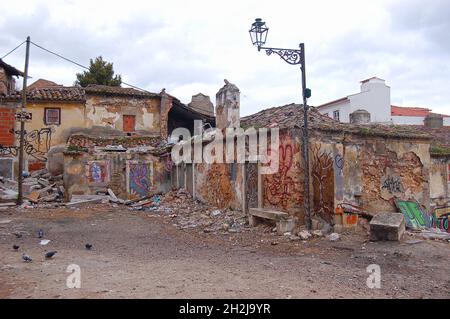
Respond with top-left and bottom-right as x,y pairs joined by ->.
1,87 -> 85,102
28,79 -> 62,90
391,105 -> 450,117
240,103 -> 431,140
84,84 -> 159,98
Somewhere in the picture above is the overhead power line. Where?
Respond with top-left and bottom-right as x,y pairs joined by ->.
1,40 -> 26,59
30,40 -> 152,93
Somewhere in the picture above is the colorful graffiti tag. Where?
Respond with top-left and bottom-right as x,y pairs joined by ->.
86,161 -> 110,183
395,199 -> 433,229
433,206 -> 450,233
127,161 -> 153,198
312,144 -> 335,225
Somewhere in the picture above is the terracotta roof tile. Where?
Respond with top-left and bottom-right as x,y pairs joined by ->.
391,105 -> 450,117
28,79 -> 62,90
84,84 -> 159,98
241,103 -> 432,140
1,86 -> 85,102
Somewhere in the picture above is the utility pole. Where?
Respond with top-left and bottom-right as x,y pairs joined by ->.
17,36 -> 30,205
299,43 -> 312,230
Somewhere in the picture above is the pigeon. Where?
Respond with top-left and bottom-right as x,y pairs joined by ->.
22,253 -> 32,262
85,243 -> 92,250
13,244 -> 20,251
45,251 -> 57,259
37,229 -> 44,239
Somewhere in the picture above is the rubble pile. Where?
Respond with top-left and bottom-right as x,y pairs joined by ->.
130,188 -> 248,234
0,168 -> 64,207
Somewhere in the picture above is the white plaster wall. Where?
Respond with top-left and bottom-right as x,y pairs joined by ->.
391,116 -> 425,125
318,79 -> 391,123
348,81 -> 391,123
317,100 -> 351,122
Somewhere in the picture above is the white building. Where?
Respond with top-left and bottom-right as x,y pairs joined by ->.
317,77 -> 450,126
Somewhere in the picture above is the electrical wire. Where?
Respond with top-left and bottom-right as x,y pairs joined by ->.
30,40 -> 153,93
1,40 -> 26,59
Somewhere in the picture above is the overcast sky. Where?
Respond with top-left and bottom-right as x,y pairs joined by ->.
1,0 -> 449,116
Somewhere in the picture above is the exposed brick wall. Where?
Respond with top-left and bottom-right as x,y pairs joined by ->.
28,161 -> 46,172
0,107 -> 15,146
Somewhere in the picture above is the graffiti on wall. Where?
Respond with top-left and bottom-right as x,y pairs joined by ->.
0,128 -> 52,161
381,175 -> 403,194
245,162 -> 258,211
127,160 -> 153,198
334,153 -> 344,202
433,206 -> 450,233
264,134 -> 302,210
395,199 -> 433,229
312,144 -> 335,225
86,160 -> 110,183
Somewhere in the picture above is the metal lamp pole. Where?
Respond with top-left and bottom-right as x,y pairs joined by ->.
249,19 -> 312,230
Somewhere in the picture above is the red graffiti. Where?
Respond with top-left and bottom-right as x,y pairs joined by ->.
264,139 -> 302,210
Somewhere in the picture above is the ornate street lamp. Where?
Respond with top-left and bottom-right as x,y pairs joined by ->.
249,18 -> 313,230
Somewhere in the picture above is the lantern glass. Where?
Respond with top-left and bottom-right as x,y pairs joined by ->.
249,18 -> 268,48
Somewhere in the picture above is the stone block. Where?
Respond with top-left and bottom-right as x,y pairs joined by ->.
276,218 -> 296,235
369,212 -> 405,241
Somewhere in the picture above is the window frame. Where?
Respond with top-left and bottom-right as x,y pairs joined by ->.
333,110 -> 340,121
44,107 -> 61,125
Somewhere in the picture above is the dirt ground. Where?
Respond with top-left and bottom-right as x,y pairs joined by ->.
0,204 -> 449,299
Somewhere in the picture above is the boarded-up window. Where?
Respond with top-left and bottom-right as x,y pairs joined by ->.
44,108 -> 60,125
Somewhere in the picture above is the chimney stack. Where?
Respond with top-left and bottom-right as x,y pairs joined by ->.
215,79 -> 240,130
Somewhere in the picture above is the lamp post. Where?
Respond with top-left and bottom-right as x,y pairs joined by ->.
249,18 -> 312,230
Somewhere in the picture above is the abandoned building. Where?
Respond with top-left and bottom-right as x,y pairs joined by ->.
171,81 -> 450,233
0,57 -> 448,235
0,80 -> 214,178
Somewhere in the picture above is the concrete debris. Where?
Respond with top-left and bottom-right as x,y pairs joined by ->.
298,230 -> 312,240
312,230 -> 324,237
370,212 -> 405,241
327,233 -> 340,242
0,168 -> 64,207
141,188 -> 248,234
210,210 -> 222,217
66,195 -> 109,207
406,229 -> 450,241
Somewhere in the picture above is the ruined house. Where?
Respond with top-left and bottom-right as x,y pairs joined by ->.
60,86 -> 214,200
174,81 -> 437,231
0,80 -> 214,175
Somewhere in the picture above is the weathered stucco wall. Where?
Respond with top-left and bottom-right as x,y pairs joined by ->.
430,156 -> 450,205
63,150 -> 171,201
263,129 -> 304,217
358,138 -> 430,213
25,102 -> 87,146
192,162 -> 244,210
85,95 -> 161,134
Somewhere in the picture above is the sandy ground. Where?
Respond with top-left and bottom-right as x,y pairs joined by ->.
0,204 -> 449,299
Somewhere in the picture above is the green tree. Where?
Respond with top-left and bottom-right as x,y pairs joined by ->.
75,56 -> 122,87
